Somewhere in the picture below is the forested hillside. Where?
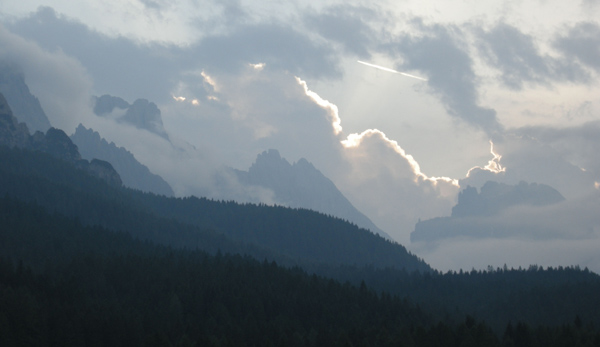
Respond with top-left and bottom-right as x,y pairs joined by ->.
3,196 -> 600,346
0,145 -> 429,272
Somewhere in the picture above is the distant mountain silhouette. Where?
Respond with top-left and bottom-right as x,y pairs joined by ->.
71,124 -> 174,196
411,181 -> 566,242
0,61 -> 52,133
0,92 -> 121,187
93,94 -> 170,141
0,67 -> 172,194
236,149 -> 393,240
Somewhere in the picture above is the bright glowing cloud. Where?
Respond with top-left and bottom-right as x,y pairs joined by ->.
201,71 -> 218,91
342,129 -> 423,178
467,140 -> 506,176
250,62 -> 265,70
342,129 -> 458,186
296,76 -> 343,135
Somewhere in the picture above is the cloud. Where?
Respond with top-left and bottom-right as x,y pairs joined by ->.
135,63 -> 351,196
337,129 -> 459,244
475,22 -> 591,89
6,6 -> 344,105
158,61 -> 461,243
303,4 -> 381,58
5,6 -> 185,104
465,143 -> 594,202
138,0 -> 163,10
0,24 -> 95,133
192,22 -> 342,80
0,9 -> 492,244
514,121 -> 600,182
385,22 -> 502,135
554,21 -> 600,73
414,234 -> 600,274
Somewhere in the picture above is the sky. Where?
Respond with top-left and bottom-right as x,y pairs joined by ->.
1,0 -> 600,272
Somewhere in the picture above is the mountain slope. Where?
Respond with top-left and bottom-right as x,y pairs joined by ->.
0,196 -> 443,346
0,92 -> 121,187
71,124 -> 174,196
0,144 -> 430,272
0,61 -> 52,133
236,149 -> 393,240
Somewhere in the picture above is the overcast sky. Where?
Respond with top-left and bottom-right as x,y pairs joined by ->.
1,0 -> 600,272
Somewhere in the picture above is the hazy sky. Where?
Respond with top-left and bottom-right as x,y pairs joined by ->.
1,0 -> 600,272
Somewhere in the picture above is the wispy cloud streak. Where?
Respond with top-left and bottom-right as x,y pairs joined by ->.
357,60 -> 428,81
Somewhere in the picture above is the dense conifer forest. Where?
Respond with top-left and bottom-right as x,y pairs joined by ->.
2,145 -> 600,346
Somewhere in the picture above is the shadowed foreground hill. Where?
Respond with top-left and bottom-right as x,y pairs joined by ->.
0,196 -> 475,346
1,195 -> 600,346
0,144 -> 430,272
71,124 -> 174,197
3,144 -> 600,334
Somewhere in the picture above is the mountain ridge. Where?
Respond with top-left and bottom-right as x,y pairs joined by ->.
71,124 -> 174,196
236,149 -> 394,240
0,92 -> 122,187
93,94 -> 170,141
0,61 -> 52,133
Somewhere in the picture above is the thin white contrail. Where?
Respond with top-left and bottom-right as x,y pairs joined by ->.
357,60 -> 427,81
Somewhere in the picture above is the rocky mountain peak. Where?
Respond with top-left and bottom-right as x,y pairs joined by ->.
93,94 -> 170,141
34,127 -> 82,163
93,94 -> 129,115
71,123 -> 174,196
250,149 -> 291,174
0,92 -> 122,187
239,149 -> 393,240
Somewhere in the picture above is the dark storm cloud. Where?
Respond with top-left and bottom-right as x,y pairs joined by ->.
476,23 -> 590,89
303,4 -> 381,58
554,21 -> 600,73
191,22 -> 341,79
6,7 -> 184,103
476,23 -> 550,88
5,6 -> 341,103
386,22 -> 502,135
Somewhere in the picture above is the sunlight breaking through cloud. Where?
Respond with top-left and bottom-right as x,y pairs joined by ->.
295,76 -> 343,135
467,140 -> 506,176
342,129 -> 458,186
250,62 -> 266,70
